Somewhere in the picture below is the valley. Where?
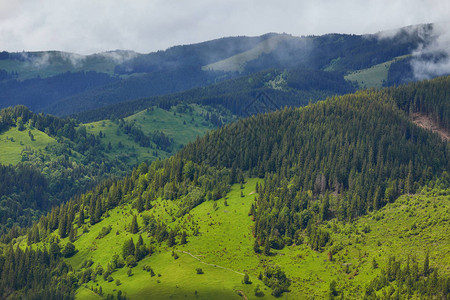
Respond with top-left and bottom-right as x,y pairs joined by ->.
0,22 -> 449,300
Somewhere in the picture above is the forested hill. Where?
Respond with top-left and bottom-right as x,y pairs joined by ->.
0,24 -> 440,117
0,103 -> 223,235
179,76 -> 449,226
0,76 -> 448,299
73,68 -> 355,123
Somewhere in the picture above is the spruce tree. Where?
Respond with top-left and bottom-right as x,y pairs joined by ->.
130,215 -> 139,234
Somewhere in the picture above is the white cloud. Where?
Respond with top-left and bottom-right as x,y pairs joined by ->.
411,22 -> 450,80
0,0 -> 449,54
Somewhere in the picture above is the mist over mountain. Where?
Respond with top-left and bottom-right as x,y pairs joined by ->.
0,20 -> 449,300
0,23 -> 448,117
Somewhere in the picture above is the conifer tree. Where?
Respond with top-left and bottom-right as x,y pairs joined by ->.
130,215 -> 139,234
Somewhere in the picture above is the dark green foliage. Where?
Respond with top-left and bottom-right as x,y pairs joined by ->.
62,242 -> 76,258
122,238 -> 135,259
261,265 -> 291,297
0,244 -> 75,299
74,68 -> 353,123
0,163 -> 49,231
0,105 -> 129,233
125,255 -> 137,268
117,118 -> 173,150
254,284 -> 264,297
253,239 -> 261,253
387,75 -> 450,131
329,280 -> 338,299
180,231 -> 187,245
263,240 -> 271,256
134,235 -> 149,260
243,273 -> 251,284
142,265 -> 155,277
196,268 -> 204,274
364,255 -> 449,299
3,75 -> 447,298
130,215 -> 139,234
97,225 -> 112,239
0,71 -> 118,114
180,83 -> 449,246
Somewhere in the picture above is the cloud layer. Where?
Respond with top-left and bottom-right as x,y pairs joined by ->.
411,22 -> 450,80
1,0 -> 449,54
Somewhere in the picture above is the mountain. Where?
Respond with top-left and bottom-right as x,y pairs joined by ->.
1,76 -> 448,299
72,67 -> 355,123
0,24 -> 443,117
0,103 -> 229,234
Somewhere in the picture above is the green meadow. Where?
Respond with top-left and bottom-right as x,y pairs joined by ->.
0,126 -> 58,165
17,178 -> 447,299
344,55 -> 410,88
0,104 -> 221,167
84,104 -> 223,167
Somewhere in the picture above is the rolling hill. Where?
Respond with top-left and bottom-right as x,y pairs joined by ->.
0,23 -> 442,117
1,76 -> 448,299
0,103 -> 228,234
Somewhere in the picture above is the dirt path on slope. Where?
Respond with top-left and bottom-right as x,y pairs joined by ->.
176,250 -> 245,276
411,113 -> 449,142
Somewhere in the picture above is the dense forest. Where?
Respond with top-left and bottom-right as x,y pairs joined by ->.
73,68 -> 355,123
180,81 -> 449,248
0,76 -> 447,298
0,106 -> 126,234
0,71 -> 119,113
0,24 -> 437,119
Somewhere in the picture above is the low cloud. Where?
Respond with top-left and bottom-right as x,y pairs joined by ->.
0,0 -> 449,55
98,51 -> 139,64
411,22 -> 450,80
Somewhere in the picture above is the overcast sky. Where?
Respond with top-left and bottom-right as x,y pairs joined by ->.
0,0 -> 449,55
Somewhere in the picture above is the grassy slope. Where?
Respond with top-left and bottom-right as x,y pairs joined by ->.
0,51 -> 119,80
344,55 -> 410,88
201,35 -> 295,73
24,178 -> 447,299
0,126 -> 58,165
0,104 -> 219,167
84,105 -> 221,167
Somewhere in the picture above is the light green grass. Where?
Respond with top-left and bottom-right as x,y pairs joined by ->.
20,178 -> 447,299
344,55 -> 410,88
84,105 -> 222,167
0,126 -> 57,165
202,34 -> 295,72
0,104 -> 220,168
75,286 -> 102,300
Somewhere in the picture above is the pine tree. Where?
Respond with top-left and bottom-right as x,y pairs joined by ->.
76,205 -> 84,225
68,223 -> 76,242
94,199 -> 103,224
135,195 -> 144,213
180,231 -> 187,245
130,215 -> 139,234
263,240 -> 271,256
253,239 -> 260,253
58,214 -> 67,238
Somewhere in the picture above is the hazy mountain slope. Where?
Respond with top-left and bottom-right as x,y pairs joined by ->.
2,76 -> 448,299
0,24 -> 439,117
113,34 -> 277,74
0,50 -> 139,79
44,68 -> 226,116
72,68 -> 355,123
0,71 -> 119,112
0,103 -> 225,234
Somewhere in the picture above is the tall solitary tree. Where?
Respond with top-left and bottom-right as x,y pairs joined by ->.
130,215 -> 139,234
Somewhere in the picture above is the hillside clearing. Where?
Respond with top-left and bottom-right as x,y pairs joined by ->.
411,112 -> 450,141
